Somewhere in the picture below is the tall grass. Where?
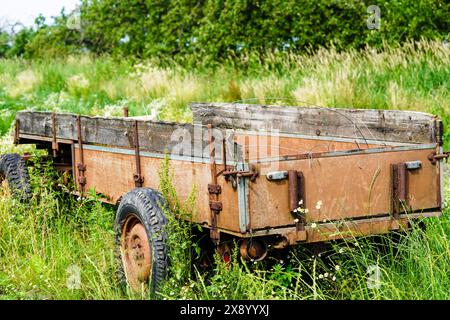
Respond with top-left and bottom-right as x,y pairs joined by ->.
0,143 -> 448,300
0,40 -> 449,147
0,40 -> 449,299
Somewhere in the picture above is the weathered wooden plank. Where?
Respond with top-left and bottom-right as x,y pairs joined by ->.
16,111 -> 238,161
190,102 -> 437,144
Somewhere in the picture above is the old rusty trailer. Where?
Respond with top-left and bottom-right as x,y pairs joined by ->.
7,102 -> 448,292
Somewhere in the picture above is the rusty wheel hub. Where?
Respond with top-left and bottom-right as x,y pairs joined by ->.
121,216 -> 152,291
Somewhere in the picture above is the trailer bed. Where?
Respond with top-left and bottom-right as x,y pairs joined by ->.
14,103 -> 445,244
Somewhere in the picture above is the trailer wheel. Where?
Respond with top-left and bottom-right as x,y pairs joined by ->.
0,153 -> 31,201
115,188 -> 168,297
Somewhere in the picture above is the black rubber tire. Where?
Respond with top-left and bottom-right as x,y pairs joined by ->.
115,188 -> 168,298
0,153 -> 31,201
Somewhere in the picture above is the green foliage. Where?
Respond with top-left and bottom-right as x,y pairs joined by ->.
2,0 -> 448,65
0,139 -> 448,299
75,0 -> 449,66
0,32 -> 10,57
158,153 -> 202,294
1,41 -> 449,148
0,148 -> 122,299
5,28 -> 36,58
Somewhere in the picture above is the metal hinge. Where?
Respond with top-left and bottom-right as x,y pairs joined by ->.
132,120 -> 144,187
209,200 -> 223,213
77,163 -> 87,186
208,184 -> 222,195
208,184 -> 223,213
207,124 -> 221,244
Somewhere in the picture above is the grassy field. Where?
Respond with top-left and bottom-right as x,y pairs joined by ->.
1,40 -> 449,147
0,40 -> 449,300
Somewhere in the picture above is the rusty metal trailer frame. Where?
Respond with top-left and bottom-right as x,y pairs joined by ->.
13,103 -> 447,250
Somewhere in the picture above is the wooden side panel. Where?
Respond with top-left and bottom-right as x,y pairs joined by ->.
16,111 -> 232,159
74,147 -> 241,232
248,147 -> 439,229
191,102 -> 436,144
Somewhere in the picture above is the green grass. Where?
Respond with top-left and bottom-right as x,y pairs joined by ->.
0,40 -> 449,299
0,147 -> 448,300
0,40 -> 449,148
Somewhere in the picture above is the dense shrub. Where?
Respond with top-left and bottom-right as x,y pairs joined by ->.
1,0 -> 449,65
76,0 -> 450,65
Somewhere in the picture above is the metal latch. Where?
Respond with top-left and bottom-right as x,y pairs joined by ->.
222,167 -> 259,183
428,152 -> 449,165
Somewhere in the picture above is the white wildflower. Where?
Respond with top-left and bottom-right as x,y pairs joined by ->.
315,200 -> 323,210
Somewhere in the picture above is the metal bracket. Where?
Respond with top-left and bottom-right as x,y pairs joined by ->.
404,161 -> 422,170
237,162 -> 250,233
209,200 -> 223,212
436,119 -> 444,146
76,115 -> 87,194
207,124 -> 220,244
392,163 -> 408,219
266,171 -> 288,181
391,160 -> 424,218
208,184 -> 222,195
13,119 -> 20,145
77,163 -> 87,185
51,112 -> 59,157
288,170 -> 306,231
208,184 -> 223,213
132,120 -> 144,188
